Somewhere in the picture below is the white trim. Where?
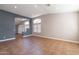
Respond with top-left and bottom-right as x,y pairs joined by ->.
23,34 -> 32,37
32,34 -> 79,44
0,38 -> 15,42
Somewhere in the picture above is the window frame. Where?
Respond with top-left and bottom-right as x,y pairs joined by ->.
33,19 -> 41,33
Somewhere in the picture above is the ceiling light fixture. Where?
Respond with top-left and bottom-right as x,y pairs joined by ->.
14,6 -> 17,8
34,5 -> 38,8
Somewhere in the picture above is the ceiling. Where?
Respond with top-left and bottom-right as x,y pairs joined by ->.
0,4 -> 79,18
15,17 -> 28,25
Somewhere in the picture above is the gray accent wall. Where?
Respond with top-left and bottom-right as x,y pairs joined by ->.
0,10 -> 32,40
0,11 -> 16,40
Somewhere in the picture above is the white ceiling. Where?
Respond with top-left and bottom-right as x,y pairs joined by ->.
15,17 -> 28,25
0,4 -> 79,18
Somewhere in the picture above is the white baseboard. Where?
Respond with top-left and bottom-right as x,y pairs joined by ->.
23,34 -> 32,37
32,34 -> 79,44
0,38 -> 15,42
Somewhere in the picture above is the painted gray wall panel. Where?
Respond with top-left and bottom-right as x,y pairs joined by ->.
0,11 -> 16,40
0,10 -> 32,40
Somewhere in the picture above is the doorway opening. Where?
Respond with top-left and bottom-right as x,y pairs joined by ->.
15,17 -> 30,38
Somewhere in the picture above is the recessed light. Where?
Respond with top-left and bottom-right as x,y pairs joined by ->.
34,5 -> 38,8
14,6 -> 17,8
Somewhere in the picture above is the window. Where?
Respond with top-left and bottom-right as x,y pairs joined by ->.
24,21 -> 30,32
33,19 -> 41,33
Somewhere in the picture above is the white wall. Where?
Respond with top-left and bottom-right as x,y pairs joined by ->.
18,24 -> 25,34
33,12 -> 79,42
